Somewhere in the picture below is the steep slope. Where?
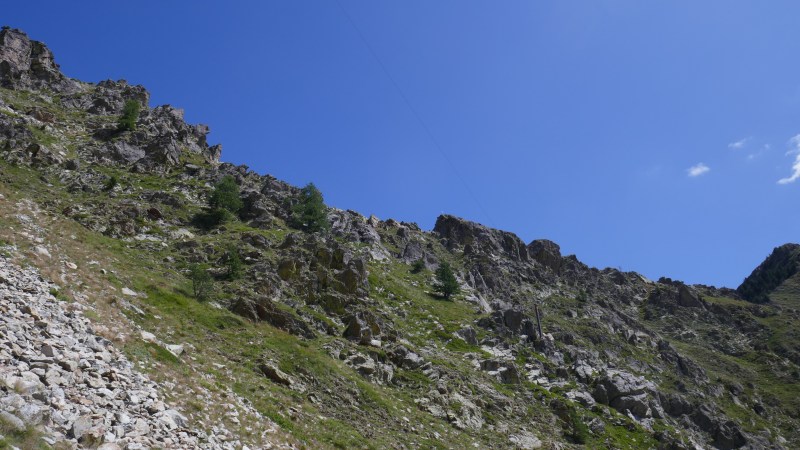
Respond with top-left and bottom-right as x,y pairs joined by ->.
0,27 -> 798,450
737,244 -> 800,305
0,256 -> 277,449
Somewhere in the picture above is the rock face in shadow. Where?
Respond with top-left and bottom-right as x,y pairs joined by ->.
737,243 -> 800,303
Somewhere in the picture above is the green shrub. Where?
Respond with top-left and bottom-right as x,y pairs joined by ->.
209,175 -> 243,214
189,264 -> 213,301
224,245 -> 243,280
434,261 -> 459,299
193,208 -> 232,229
410,259 -> 425,274
290,183 -> 329,233
104,175 -> 119,191
117,100 -> 141,132
194,176 -> 242,228
569,409 -> 590,444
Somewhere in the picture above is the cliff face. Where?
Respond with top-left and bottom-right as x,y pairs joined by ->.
0,28 -> 798,450
0,27 -> 79,93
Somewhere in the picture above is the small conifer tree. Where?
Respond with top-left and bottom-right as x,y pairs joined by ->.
189,264 -> 213,301
434,261 -> 459,299
290,183 -> 329,232
104,175 -> 119,192
195,175 -> 243,227
225,245 -> 243,280
117,100 -> 141,132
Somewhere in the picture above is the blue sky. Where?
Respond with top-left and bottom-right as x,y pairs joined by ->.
6,1 -> 800,287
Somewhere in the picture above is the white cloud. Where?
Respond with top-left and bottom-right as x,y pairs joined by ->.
787,135 -> 800,154
777,154 -> 800,184
747,144 -> 770,161
777,135 -> 800,184
687,163 -> 710,177
728,137 -> 751,149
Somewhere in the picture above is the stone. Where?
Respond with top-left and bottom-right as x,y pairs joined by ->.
0,28 -> 79,92
455,326 -> 478,345
165,344 -> 184,357
528,239 -> 562,272
343,311 -> 381,344
70,415 -> 94,440
41,343 -> 56,357
566,390 -> 596,408
258,362 -> 293,386
677,284 -> 705,308
434,214 -> 529,262
161,409 -> 188,428
121,287 -> 139,297
140,330 -> 157,343
389,345 -> 425,370
230,297 -> 316,338
480,359 -> 521,384
593,370 -> 654,405
509,431 -> 543,449
611,393 -> 652,418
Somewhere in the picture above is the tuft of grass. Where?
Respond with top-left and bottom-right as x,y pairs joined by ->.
125,341 -> 181,366
26,124 -> 58,146
49,288 -> 70,302
0,416 -> 50,450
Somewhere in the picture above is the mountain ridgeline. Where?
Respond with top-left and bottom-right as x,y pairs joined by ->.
737,244 -> 800,304
0,27 -> 798,450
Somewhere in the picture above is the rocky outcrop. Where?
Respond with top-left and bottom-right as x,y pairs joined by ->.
528,239 -> 563,273
0,27 -> 81,93
88,102 -> 219,169
647,282 -> 707,311
269,234 -> 370,313
0,28 -> 219,170
477,305 -> 537,340
592,370 -> 658,419
343,311 -> 383,345
434,214 -> 529,262
231,297 -> 316,338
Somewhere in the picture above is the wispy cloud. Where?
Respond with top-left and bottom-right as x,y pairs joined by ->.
687,163 -> 710,177
728,137 -> 751,150
777,135 -> 800,184
747,144 -> 770,161
777,154 -> 800,184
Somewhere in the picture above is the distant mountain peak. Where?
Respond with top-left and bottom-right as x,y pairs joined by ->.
737,243 -> 800,303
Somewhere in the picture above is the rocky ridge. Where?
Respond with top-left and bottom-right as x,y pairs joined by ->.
0,27 -> 798,449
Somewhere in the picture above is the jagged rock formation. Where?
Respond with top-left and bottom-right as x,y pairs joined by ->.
0,27 -> 220,174
0,27 -> 80,93
0,27 -> 798,449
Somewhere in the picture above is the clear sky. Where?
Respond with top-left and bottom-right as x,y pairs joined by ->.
5,1 -> 800,287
